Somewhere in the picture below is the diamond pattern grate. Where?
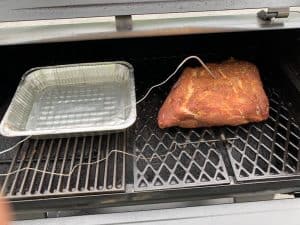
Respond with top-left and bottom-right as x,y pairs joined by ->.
133,90 -> 230,191
225,88 -> 300,181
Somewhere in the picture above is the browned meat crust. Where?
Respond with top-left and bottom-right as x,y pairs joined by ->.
158,59 -> 269,128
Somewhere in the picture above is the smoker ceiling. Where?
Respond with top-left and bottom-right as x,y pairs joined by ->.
0,0 -> 299,22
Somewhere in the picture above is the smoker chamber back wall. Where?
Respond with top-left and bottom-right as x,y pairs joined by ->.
0,30 -> 289,100
0,30 -> 298,99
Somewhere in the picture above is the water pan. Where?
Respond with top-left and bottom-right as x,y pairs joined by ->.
0,62 -> 136,137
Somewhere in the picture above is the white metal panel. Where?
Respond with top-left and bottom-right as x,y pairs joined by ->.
14,198 -> 300,225
1,10 -> 300,45
0,0 -> 300,22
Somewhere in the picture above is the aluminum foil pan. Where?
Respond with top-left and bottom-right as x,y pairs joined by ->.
0,61 -> 136,137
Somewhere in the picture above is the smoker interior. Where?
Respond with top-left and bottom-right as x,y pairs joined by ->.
1,30 -> 300,217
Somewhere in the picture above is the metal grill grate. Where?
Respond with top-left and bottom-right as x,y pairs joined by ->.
133,90 -> 230,191
0,133 -> 126,199
225,88 -> 300,181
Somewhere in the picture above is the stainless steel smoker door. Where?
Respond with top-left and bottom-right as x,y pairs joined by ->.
0,0 -> 299,22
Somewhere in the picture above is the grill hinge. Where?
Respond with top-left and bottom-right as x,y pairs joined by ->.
257,7 -> 290,21
115,15 -> 133,31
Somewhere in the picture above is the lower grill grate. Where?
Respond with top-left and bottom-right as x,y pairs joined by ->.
0,133 -> 126,199
225,88 -> 300,181
133,89 -> 230,191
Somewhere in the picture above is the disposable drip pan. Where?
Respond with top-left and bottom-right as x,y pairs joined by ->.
0,61 -> 136,137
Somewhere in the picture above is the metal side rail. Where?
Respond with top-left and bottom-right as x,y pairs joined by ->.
15,198 -> 300,225
2,9 -> 300,45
